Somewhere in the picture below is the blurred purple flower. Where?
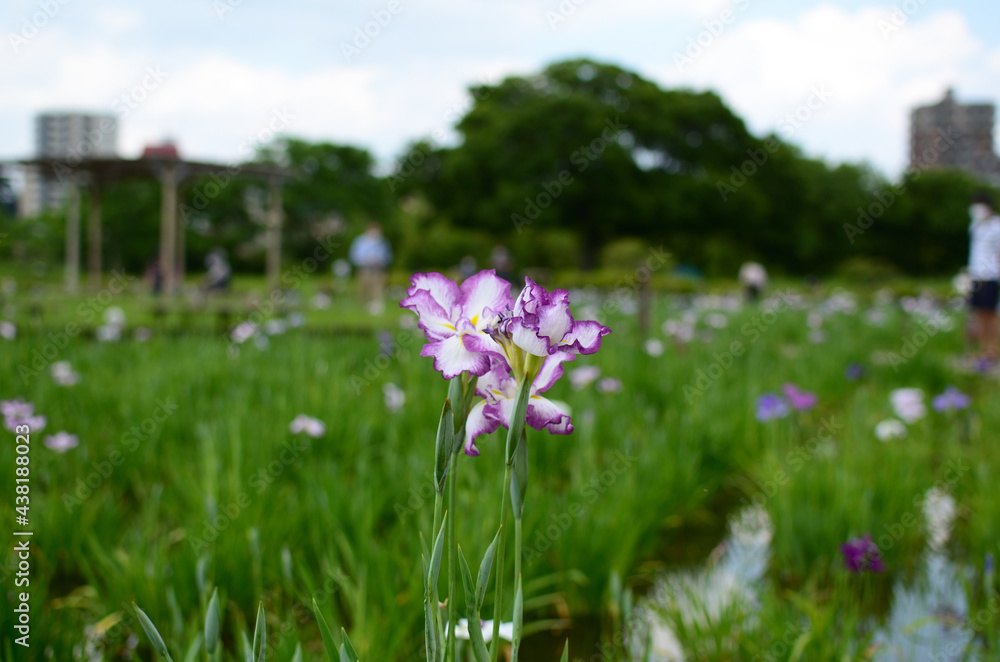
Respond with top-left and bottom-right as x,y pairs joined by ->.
1,398 -> 46,433
782,383 -> 817,411
464,354 -> 574,456
382,383 -> 406,412
44,431 -> 79,453
596,377 -> 622,394
932,386 -> 970,412
841,534 -> 884,573
1,398 -> 33,420
845,363 -> 865,381
756,393 -> 789,422
569,365 -> 601,391
400,270 -> 512,379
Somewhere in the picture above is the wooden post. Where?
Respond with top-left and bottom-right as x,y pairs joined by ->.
159,164 -> 177,295
175,180 -> 185,292
266,176 -> 283,290
65,182 -> 80,292
87,184 -> 102,290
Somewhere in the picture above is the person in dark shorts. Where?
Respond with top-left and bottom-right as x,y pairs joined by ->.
967,193 -> 1000,364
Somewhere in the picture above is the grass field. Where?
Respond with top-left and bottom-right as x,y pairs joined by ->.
1,272 -> 999,661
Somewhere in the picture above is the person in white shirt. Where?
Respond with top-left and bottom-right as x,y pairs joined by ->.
967,193 -> 1000,364
738,261 -> 768,301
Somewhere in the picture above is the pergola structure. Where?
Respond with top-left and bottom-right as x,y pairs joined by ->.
9,156 -> 288,294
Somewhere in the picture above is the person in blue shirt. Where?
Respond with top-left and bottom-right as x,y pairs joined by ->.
349,222 -> 392,314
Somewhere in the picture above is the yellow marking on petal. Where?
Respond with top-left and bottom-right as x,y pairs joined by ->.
470,314 -> 479,326
443,323 -> 456,331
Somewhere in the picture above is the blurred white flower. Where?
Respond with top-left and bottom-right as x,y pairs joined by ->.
923,487 -> 956,552
398,313 -> 417,330
890,388 -> 926,424
50,361 -> 80,386
253,334 -> 270,350
704,312 -> 728,329
875,418 -> 907,442
103,306 -> 126,326
382,383 -> 406,412
286,312 -> 305,328
570,365 -> 601,391
597,377 -> 623,393
263,319 -> 287,336
865,308 -> 888,327
662,319 -> 695,343
289,414 -> 325,438
808,329 -> 826,344
0,321 -> 15,340
133,327 -> 152,342
332,259 -> 352,279
807,312 -> 824,329
951,270 -> 972,297
311,292 -> 332,309
44,431 -> 79,453
454,619 -> 513,644
644,338 -> 664,357
231,321 -> 258,344
95,324 -> 122,342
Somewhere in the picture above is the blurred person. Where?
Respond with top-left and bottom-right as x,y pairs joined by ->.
202,248 -> 232,293
459,255 -> 477,281
738,261 -> 768,301
967,193 -> 1000,364
349,222 -> 392,314
491,245 -> 516,284
145,256 -> 162,295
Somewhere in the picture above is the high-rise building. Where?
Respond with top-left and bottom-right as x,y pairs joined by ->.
20,112 -> 118,217
909,89 -> 1000,186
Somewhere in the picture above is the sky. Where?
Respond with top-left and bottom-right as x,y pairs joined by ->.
2,0 -> 1000,181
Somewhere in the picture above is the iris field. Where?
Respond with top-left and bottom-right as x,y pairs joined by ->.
1,273 -> 999,661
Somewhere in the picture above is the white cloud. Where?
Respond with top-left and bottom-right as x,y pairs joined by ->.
649,4 -> 999,176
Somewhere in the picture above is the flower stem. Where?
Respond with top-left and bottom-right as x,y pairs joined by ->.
446,449 -> 459,662
491,464 -> 512,662
514,516 -> 522,592
433,492 -> 443,545
432,490 -> 444,652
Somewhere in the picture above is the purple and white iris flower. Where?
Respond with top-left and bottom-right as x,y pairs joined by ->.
482,278 -> 609,379
402,272 -> 610,455
401,270 -> 513,379
463,352 -> 576,456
